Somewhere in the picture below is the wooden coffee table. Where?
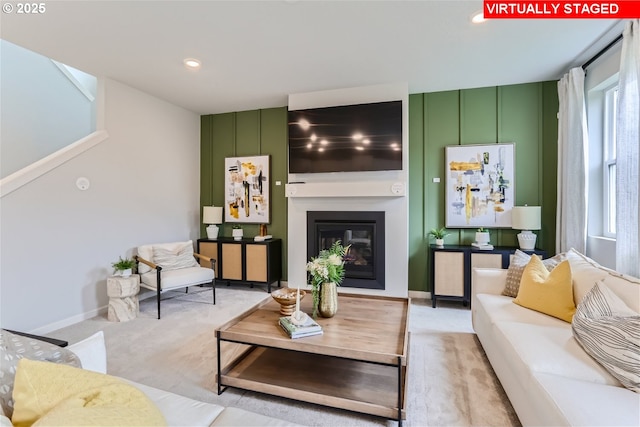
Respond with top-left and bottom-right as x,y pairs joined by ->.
216,293 -> 410,423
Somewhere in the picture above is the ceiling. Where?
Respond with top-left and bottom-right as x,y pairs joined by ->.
1,1 -> 623,115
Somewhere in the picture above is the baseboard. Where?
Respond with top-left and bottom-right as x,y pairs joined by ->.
29,305 -> 107,335
408,290 -> 430,300
30,282 -> 419,334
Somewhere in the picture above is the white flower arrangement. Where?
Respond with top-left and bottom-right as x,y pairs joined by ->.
306,240 -> 349,317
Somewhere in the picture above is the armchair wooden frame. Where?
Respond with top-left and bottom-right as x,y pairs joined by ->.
135,253 -> 216,319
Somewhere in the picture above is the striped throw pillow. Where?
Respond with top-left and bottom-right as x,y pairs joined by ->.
571,280 -> 640,392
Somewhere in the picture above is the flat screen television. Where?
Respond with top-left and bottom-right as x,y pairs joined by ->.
288,100 -> 402,174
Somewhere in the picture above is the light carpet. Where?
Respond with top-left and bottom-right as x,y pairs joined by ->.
50,286 -> 520,427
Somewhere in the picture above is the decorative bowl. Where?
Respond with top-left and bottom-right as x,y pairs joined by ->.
271,288 -> 306,315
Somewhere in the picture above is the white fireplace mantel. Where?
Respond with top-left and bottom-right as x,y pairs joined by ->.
285,181 -> 406,198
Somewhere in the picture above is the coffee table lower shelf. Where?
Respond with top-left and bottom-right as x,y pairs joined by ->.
217,346 -> 406,421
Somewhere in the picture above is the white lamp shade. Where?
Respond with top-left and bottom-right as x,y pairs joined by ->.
203,206 -> 223,225
511,206 -> 541,230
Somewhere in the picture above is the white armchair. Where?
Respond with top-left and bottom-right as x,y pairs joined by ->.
134,240 -> 215,319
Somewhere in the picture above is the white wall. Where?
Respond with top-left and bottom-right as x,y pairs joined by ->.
287,83 -> 409,298
0,79 -> 200,333
0,40 -> 96,178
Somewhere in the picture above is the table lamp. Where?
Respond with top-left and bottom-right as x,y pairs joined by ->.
203,206 -> 223,239
511,206 -> 541,250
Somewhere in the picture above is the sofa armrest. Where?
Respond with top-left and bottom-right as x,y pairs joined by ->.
67,331 -> 107,374
472,268 -> 507,299
2,329 -> 68,347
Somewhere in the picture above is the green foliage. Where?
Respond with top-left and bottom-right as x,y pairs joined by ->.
111,256 -> 135,272
306,240 -> 350,317
428,227 -> 449,239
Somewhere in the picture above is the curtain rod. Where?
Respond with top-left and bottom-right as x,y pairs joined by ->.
582,33 -> 623,70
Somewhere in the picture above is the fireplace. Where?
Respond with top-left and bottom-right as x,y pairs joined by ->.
307,211 -> 385,290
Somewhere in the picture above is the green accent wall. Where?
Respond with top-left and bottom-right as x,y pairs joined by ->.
409,81 -> 559,292
201,81 -> 559,289
201,108 -> 288,278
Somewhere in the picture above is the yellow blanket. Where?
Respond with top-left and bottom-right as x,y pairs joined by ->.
12,359 -> 166,427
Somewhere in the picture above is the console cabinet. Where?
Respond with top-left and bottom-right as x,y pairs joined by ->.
197,238 -> 282,293
430,245 -> 546,308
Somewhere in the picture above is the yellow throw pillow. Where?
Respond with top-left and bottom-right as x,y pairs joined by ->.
514,256 -> 576,322
12,359 -> 166,427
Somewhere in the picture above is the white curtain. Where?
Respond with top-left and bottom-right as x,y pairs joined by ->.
556,68 -> 588,254
616,20 -> 640,278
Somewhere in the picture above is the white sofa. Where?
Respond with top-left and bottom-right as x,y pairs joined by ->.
472,248 -> 640,427
0,330 -> 298,427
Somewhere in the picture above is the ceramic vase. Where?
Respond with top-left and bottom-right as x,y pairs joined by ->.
318,282 -> 338,318
435,238 -> 444,247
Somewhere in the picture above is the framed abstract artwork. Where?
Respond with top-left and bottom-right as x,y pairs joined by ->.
445,143 -> 515,228
224,155 -> 270,224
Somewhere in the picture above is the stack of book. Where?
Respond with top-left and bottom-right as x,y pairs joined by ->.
279,315 -> 323,339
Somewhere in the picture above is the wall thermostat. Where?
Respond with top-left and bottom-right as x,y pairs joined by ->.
390,182 -> 405,195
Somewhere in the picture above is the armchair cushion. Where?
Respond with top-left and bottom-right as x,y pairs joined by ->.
140,267 -> 214,292
137,241 -> 196,274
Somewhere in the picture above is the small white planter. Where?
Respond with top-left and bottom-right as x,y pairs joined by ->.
475,232 -> 490,245
119,268 -> 132,278
232,228 -> 243,241
435,238 -> 444,247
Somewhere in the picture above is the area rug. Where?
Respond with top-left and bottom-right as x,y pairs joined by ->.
51,287 -> 520,426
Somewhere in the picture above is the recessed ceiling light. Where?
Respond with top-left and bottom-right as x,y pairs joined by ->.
183,58 -> 201,69
471,11 -> 486,24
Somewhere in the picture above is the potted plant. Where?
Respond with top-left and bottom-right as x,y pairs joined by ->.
475,227 -> 491,245
428,227 -> 449,247
306,240 -> 349,318
232,225 -> 243,241
112,256 -> 135,278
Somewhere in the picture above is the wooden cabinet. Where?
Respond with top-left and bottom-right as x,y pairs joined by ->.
197,240 -> 220,277
433,251 -> 465,298
430,245 -> 546,308
197,238 -> 282,292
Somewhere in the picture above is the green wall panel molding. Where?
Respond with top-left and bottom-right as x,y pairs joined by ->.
460,87 -> 498,144
408,94 -> 426,295
201,81 -> 560,293
200,107 -> 289,280
540,81 -> 560,253
235,110 -> 261,156
259,107 -> 289,275
409,82 -> 558,292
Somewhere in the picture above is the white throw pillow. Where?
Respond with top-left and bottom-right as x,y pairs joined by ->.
67,331 -> 107,374
572,281 -> 640,393
153,242 -> 198,271
137,241 -> 197,274
566,248 -> 640,312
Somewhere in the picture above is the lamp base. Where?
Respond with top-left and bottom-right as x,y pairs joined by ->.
206,224 -> 220,239
517,230 -> 537,251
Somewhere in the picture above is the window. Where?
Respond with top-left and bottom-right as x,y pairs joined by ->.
603,85 -> 618,237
